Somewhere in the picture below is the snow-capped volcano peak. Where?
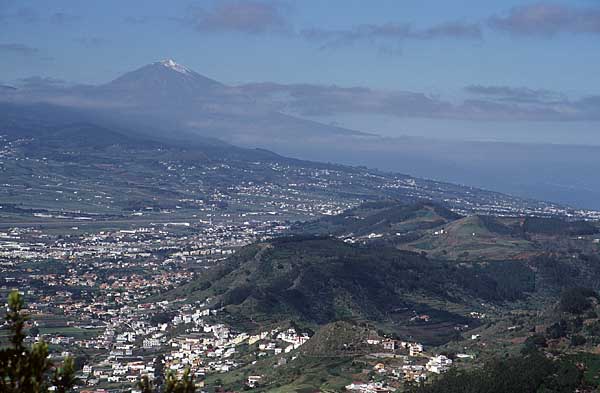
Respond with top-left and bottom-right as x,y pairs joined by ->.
157,59 -> 191,75
104,59 -> 225,92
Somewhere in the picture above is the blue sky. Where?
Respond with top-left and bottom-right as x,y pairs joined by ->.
1,0 -> 599,144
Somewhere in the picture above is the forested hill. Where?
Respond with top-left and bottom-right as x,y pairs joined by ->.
162,236 -> 537,340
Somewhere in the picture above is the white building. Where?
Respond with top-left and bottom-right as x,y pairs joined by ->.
426,355 -> 453,374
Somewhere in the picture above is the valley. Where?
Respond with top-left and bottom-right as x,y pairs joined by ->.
3,165 -> 600,392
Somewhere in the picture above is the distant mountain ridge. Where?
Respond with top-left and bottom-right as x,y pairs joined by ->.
0,59 -> 369,145
2,60 -> 600,210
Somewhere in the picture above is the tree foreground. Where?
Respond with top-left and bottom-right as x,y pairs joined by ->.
0,291 -> 76,393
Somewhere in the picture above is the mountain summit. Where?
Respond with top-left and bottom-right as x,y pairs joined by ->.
157,59 -> 192,74
102,59 -> 225,95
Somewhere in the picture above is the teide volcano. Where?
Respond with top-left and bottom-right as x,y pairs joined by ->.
1,59 -> 368,146
100,59 -> 227,104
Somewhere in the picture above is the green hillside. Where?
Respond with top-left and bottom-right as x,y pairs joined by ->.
165,236 -> 540,343
295,201 -> 461,238
406,215 -> 538,260
296,201 -> 599,261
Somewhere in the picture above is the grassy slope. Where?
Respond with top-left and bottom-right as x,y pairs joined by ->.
405,215 -> 538,260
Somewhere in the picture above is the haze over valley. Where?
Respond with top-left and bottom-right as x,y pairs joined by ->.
3,58 -> 599,209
